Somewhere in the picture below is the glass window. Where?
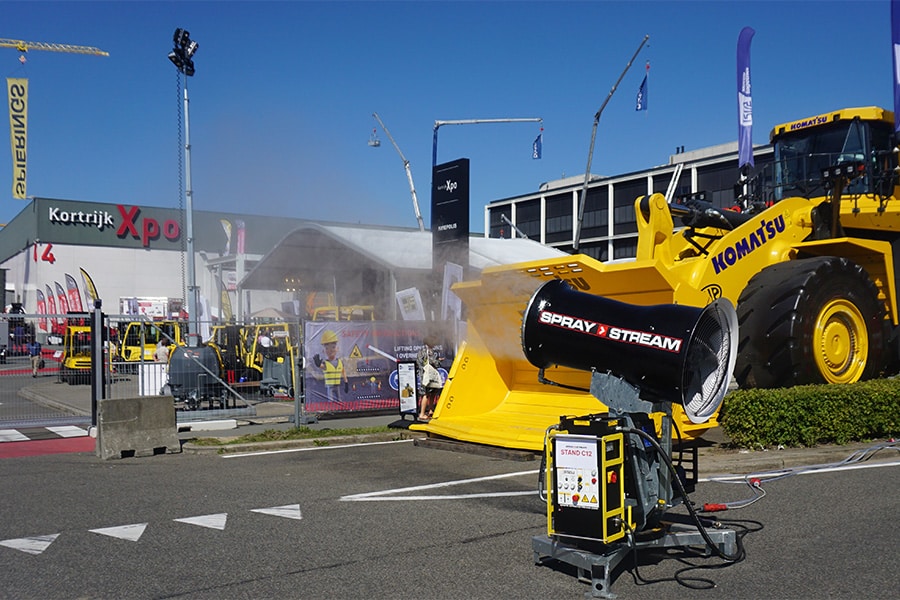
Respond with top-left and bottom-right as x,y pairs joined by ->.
488,207 -> 510,238
613,237 -> 637,260
516,200 -> 541,239
578,187 -> 608,239
613,180 -> 646,235
546,193 -> 573,243
697,161 -> 741,208
581,242 -> 607,262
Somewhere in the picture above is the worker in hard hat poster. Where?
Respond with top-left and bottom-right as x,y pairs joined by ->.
312,329 -> 349,404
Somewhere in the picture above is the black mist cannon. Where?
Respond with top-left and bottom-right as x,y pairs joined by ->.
522,278 -> 737,423
525,280 -> 741,598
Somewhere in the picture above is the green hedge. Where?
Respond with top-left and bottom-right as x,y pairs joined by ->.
719,378 -> 900,448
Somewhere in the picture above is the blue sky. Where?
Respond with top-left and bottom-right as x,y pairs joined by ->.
0,1 -> 895,232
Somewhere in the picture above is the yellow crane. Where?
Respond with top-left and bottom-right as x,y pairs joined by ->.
0,38 -> 108,57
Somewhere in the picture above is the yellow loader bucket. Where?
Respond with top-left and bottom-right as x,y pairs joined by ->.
411,255 -> 718,452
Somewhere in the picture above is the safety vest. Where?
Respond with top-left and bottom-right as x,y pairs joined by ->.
323,359 -> 343,385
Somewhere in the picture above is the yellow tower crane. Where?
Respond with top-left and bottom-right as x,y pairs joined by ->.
1,37 -> 108,201
0,38 -> 108,57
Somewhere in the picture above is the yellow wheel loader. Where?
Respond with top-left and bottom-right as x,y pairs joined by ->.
416,106 -> 900,451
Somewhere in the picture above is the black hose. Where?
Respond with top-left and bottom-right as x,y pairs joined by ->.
620,426 -> 744,562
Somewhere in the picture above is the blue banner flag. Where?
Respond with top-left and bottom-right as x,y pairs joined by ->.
737,26 -> 755,168
636,74 -> 648,111
532,133 -> 542,159
893,0 -> 900,132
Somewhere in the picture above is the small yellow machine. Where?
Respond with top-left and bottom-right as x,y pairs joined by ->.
116,320 -> 182,367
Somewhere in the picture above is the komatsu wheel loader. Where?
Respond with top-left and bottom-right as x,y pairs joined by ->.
415,106 -> 900,451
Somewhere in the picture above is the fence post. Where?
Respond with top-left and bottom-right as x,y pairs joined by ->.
90,299 -> 104,428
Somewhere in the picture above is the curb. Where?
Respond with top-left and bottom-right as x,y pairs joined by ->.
182,430 -> 421,455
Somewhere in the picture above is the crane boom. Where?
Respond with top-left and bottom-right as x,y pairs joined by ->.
0,38 -> 109,57
372,112 -> 425,232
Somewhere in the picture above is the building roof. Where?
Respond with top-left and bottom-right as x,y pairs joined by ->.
240,222 -> 566,291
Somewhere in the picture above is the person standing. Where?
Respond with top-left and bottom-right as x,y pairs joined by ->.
28,338 -> 42,377
154,342 -> 169,364
416,337 -> 443,421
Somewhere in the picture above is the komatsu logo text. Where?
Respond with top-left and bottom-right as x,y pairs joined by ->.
711,215 -> 785,274
789,116 -> 828,131
538,310 -> 683,353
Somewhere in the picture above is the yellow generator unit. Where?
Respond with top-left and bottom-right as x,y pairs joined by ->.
415,106 -> 900,452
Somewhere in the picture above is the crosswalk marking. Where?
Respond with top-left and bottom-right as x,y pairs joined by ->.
47,426 -> 89,438
0,426 -> 88,443
0,429 -> 30,442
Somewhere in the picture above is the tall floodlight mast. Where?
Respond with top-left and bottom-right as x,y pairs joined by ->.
168,28 -> 200,343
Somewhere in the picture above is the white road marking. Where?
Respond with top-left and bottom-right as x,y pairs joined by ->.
251,504 -> 303,520
89,523 -> 148,542
174,513 -> 228,530
341,469 -> 539,502
221,437 -> 414,458
0,533 -> 59,555
46,425 -> 88,438
701,459 -> 900,482
0,429 -> 29,442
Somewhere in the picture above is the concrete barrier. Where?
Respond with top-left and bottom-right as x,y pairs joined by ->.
96,395 -> 182,459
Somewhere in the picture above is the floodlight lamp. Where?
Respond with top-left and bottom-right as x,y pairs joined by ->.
175,28 -> 191,49
185,40 -> 198,58
168,50 -> 184,70
182,59 -> 195,77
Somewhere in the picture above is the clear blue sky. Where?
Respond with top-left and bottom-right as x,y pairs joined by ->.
0,1 -> 894,231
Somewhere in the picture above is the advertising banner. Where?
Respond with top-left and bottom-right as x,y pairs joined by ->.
397,361 -> 418,414
35,288 -> 47,331
55,281 -> 69,315
7,77 -> 27,199
45,285 -> 58,324
431,158 -> 470,274
737,26 -> 755,169
80,268 -> 99,307
65,273 -> 84,312
303,321 -> 452,413
893,0 -> 900,132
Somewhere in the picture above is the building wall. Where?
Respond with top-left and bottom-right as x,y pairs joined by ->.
486,145 -> 774,261
0,197 -> 306,324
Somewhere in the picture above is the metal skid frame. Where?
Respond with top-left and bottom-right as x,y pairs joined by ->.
533,522 -> 737,599
534,372 -> 738,598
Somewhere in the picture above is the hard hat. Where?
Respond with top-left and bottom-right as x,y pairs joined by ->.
321,330 -> 339,344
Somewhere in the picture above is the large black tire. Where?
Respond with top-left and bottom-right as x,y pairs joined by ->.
734,257 -> 886,389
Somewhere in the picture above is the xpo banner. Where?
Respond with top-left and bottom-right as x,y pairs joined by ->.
431,158 -> 469,274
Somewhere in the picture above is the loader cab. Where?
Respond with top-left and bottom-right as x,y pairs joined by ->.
769,106 -> 896,202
